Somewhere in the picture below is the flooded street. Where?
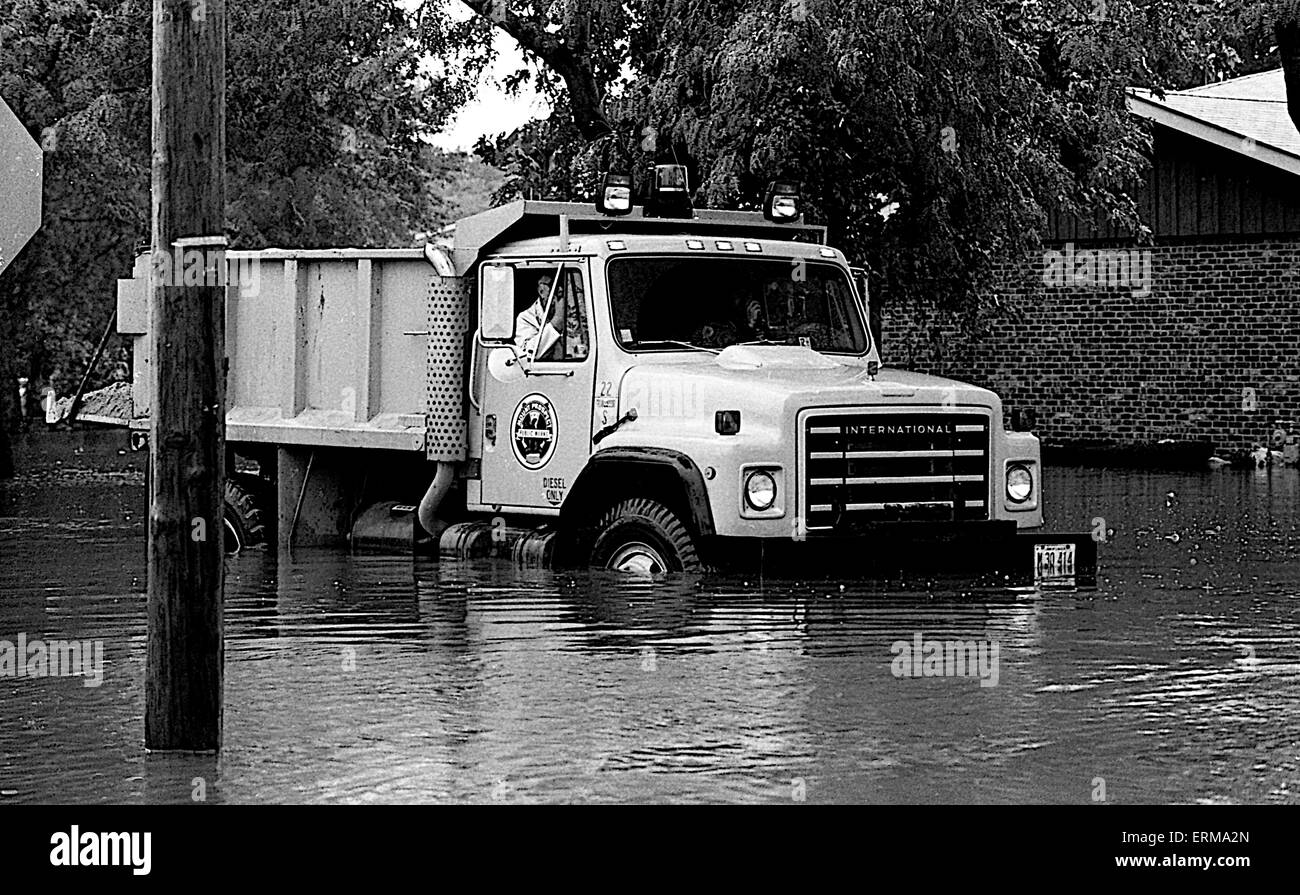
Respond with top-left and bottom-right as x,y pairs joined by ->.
2,462 -> 1298,804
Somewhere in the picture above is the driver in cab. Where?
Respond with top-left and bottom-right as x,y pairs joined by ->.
516,273 -> 588,362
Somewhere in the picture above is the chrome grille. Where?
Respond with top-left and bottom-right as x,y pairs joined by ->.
803,412 -> 991,528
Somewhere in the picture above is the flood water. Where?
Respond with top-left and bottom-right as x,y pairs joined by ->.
2,456 -> 1298,804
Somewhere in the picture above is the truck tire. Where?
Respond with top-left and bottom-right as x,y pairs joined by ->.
589,498 -> 701,575
224,478 -> 268,555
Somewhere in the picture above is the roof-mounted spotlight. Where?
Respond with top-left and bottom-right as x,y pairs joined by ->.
596,171 -> 633,216
644,164 -> 693,219
763,180 -> 802,223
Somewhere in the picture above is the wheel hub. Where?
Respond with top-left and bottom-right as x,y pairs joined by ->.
608,541 -> 667,576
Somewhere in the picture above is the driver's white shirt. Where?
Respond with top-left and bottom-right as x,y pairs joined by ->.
515,299 -> 562,361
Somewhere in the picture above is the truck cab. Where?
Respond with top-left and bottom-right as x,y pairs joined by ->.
452,181 -> 1061,578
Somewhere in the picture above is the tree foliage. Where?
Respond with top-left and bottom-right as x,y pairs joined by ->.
0,0 -> 495,401
458,0 -> 631,138
468,0 -> 1284,323
1276,1 -> 1300,131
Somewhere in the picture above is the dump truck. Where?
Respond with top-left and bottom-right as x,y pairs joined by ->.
114,169 -> 1096,583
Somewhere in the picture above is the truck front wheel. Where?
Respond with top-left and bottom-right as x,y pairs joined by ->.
589,498 -> 701,575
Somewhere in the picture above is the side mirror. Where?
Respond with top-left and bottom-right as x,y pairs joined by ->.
480,265 -> 516,342
851,266 -> 881,354
850,266 -> 869,307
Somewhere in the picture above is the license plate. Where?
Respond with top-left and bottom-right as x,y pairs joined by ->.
1034,543 -> 1076,580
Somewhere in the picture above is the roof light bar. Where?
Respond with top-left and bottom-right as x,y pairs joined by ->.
596,171 -> 633,216
763,180 -> 802,223
645,164 -> 693,219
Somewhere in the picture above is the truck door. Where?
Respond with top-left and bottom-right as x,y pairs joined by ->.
479,259 -> 596,511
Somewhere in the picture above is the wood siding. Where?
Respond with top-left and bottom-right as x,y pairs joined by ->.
1047,128 -> 1300,241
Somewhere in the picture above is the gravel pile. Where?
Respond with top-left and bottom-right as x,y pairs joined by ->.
53,381 -> 135,423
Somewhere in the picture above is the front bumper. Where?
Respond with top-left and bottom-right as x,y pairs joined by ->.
704,521 -> 1098,586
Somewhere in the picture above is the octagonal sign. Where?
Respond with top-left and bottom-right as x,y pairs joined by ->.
0,97 -> 43,277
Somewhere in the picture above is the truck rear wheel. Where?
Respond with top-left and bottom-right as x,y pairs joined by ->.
589,498 -> 701,575
224,478 -> 268,555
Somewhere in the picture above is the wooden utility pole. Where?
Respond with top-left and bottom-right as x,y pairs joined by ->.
146,0 -> 226,751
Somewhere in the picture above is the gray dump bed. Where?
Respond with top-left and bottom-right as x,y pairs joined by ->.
116,249 -> 470,460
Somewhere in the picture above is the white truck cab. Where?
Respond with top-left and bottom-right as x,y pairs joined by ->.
446,176 -> 1086,580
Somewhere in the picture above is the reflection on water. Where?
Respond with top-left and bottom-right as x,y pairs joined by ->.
0,466 -> 1297,804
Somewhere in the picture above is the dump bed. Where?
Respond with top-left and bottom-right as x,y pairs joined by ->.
116,249 -> 470,460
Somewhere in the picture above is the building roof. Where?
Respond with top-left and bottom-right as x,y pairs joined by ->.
1128,69 -> 1300,177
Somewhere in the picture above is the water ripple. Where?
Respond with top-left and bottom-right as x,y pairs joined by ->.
1,467 -> 1298,803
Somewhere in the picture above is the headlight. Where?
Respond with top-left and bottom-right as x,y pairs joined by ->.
744,470 -> 777,511
1006,464 -> 1033,503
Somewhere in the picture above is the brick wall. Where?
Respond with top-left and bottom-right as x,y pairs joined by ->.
882,238 -> 1300,453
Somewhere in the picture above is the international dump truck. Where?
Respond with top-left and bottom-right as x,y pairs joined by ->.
115,170 -> 1096,583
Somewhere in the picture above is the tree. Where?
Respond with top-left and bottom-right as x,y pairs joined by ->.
457,0 -> 626,140
0,0 -> 495,406
466,0 -> 1283,318
1277,2 -> 1300,132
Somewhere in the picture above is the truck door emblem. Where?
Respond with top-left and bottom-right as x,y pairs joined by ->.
512,393 -> 557,470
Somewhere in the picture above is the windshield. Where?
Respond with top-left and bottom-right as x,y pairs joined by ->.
607,256 -> 869,354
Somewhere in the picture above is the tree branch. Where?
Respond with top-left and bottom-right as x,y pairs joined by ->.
459,0 -> 614,141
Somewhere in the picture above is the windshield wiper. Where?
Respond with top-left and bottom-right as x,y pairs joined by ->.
634,339 -> 721,355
